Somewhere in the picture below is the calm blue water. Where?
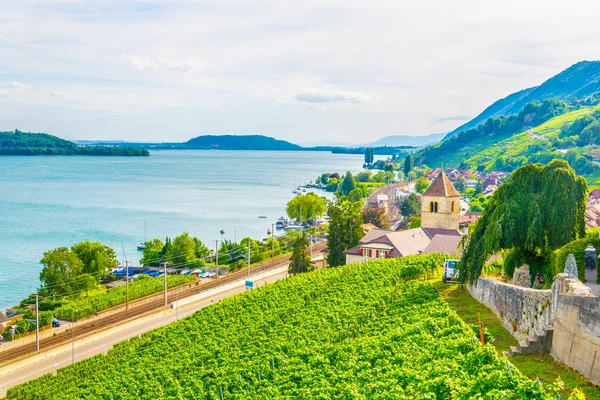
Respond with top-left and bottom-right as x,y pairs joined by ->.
0,150 -> 366,312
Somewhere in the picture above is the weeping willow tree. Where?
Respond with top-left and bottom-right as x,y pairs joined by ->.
458,159 -> 587,283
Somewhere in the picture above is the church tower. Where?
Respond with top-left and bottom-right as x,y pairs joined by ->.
420,171 -> 460,230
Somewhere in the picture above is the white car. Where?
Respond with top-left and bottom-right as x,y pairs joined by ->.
443,259 -> 460,283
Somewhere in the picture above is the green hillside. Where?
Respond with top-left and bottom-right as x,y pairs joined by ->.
416,100 -> 600,183
0,130 -> 149,156
7,254 -> 558,399
446,60 -> 600,138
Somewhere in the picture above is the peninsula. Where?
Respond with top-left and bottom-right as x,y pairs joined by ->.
0,130 -> 149,156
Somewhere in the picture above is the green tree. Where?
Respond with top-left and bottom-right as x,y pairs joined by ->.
340,171 -> 356,195
403,155 -> 414,177
372,171 -> 386,182
71,241 -> 117,280
362,206 -> 391,229
348,188 -> 363,202
240,237 -> 266,264
171,233 -> 199,266
318,173 -> 329,185
355,171 -> 372,182
288,233 -> 313,276
458,160 -> 587,283
415,176 -> 430,194
474,180 -> 484,195
401,193 -> 421,217
193,237 -> 210,260
454,176 -> 466,192
140,238 -> 165,266
326,200 -> 364,267
39,247 -> 88,297
286,192 -> 327,222
364,148 -> 374,166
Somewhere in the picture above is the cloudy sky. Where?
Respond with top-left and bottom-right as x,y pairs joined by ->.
1,0 -> 600,144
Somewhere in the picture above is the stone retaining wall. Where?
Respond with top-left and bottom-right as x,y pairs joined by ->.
551,293 -> 600,385
467,277 -> 554,342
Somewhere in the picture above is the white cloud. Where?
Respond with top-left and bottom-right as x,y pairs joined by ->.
122,54 -> 204,73
48,90 -> 69,100
9,81 -> 28,89
295,88 -> 376,103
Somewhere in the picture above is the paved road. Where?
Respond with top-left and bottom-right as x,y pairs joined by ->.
0,266 -> 289,398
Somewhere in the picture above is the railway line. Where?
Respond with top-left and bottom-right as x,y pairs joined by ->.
0,242 -> 326,366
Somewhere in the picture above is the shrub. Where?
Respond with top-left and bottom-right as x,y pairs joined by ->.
550,237 -> 600,282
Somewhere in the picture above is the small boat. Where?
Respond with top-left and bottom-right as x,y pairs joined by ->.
137,220 -> 147,251
292,190 -> 298,194
220,229 -> 225,235
267,229 -> 272,235
302,188 -> 307,192
258,215 -> 267,219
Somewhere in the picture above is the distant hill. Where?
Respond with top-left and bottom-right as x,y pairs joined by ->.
446,61 -> 600,138
367,133 -> 446,147
0,130 -> 149,156
183,135 -> 301,150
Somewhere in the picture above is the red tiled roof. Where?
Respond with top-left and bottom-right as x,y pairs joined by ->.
423,172 -> 460,197
0,312 -> 10,324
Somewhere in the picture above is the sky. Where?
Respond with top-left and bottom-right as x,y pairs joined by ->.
1,0 -> 600,144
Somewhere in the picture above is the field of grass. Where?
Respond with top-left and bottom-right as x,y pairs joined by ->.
432,279 -> 600,399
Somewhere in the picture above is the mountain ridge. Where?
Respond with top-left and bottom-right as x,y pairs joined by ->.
445,60 -> 600,138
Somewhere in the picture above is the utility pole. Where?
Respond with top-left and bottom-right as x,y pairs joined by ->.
247,240 -> 251,280
164,262 -> 167,307
71,309 -> 78,365
35,294 -> 39,352
121,242 -> 129,310
176,284 -> 179,322
214,240 -> 220,278
271,224 -> 275,256
234,230 -> 236,243
309,234 -> 313,258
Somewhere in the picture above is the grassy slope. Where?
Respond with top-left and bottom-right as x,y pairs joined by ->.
428,105 -> 600,185
432,279 -> 600,399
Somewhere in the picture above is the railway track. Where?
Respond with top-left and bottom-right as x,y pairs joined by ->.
0,242 -> 326,365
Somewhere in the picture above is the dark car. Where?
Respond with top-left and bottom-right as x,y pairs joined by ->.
52,318 -> 61,328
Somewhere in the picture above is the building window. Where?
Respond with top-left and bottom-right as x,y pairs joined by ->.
379,250 -> 386,258
434,202 -> 438,213
429,201 -> 434,212
451,201 -> 455,212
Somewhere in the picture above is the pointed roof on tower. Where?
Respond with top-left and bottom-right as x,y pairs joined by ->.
423,171 -> 460,197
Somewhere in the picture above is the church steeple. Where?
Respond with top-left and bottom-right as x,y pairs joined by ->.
420,170 -> 460,230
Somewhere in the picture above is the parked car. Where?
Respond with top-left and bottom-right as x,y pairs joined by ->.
443,259 -> 460,283
52,318 -> 61,328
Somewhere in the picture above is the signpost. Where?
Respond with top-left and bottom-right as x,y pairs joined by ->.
245,280 -> 254,290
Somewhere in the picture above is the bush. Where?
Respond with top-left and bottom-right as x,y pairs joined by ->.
550,237 -> 600,282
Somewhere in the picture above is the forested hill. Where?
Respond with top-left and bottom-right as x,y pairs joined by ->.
0,130 -> 149,156
183,134 -> 301,150
446,60 -> 600,138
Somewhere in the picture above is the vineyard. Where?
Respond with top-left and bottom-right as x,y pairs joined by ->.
53,275 -> 195,320
8,254 -> 570,399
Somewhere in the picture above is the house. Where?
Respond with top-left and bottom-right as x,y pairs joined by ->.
0,311 -> 11,333
346,172 -> 463,264
376,194 -> 389,211
426,168 -> 442,182
362,223 -> 379,232
590,189 -> 600,204
344,227 -> 462,263
482,176 -> 501,191
585,204 -> 600,229
465,179 -> 478,189
460,212 -> 481,229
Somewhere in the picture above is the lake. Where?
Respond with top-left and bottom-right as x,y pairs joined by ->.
0,150 -> 367,312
